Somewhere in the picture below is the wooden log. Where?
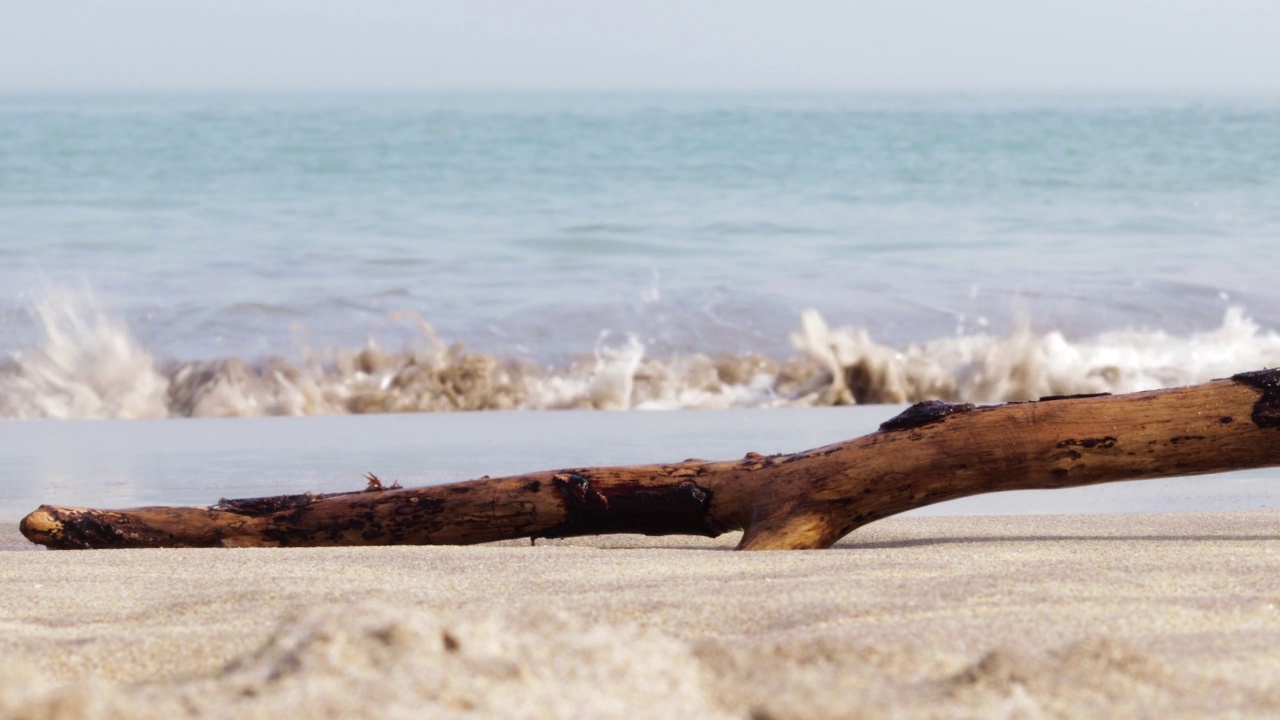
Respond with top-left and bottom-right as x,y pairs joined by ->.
19,369 -> 1280,551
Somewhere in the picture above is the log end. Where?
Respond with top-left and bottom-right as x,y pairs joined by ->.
19,505 -> 69,548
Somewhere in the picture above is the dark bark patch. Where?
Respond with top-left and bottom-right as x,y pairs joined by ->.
552,473 -> 609,510
880,400 -> 977,432
1233,369 -> 1280,429
1057,437 -> 1117,450
543,475 -> 717,539
212,492 -> 320,518
1038,392 -> 1112,402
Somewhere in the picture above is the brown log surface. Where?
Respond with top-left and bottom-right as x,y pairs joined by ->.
19,370 -> 1280,551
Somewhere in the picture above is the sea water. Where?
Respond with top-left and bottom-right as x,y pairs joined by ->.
2,92 -> 1280,517
3,92 -> 1280,419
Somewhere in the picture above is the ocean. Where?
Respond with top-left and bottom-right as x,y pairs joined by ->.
3,92 -> 1279,420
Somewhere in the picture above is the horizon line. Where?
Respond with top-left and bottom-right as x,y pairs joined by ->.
2,86 -> 1279,97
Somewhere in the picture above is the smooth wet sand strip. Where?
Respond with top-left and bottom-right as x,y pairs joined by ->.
3,511 -> 1280,718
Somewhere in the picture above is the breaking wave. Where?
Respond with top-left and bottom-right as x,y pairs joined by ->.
3,287 -> 1280,420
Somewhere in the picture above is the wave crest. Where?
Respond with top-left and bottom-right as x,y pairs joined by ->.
0,284 -> 168,420
3,287 -> 1279,420
792,307 -> 1280,404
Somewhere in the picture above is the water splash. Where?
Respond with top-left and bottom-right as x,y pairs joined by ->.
4,285 -> 1280,420
0,283 -> 168,419
789,306 -> 1280,404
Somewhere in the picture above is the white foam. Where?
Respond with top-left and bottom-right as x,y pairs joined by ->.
4,283 -> 1280,419
789,306 -> 1280,404
587,331 -> 644,410
0,282 -> 168,419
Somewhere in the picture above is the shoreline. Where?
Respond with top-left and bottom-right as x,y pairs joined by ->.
4,510 -> 1280,717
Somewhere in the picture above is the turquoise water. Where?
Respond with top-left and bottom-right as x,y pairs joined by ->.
2,93 -> 1280,417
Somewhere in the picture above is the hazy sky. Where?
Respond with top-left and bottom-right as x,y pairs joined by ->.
2,0 -> 1278,92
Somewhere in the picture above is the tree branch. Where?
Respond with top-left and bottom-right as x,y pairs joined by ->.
20,370 -> 1280,551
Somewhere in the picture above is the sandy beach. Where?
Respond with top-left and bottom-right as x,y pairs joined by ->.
3,510 -> 1279,718
6,13 -> 1280,718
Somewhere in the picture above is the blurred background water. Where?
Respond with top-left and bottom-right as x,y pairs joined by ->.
2,93 -> 1279,418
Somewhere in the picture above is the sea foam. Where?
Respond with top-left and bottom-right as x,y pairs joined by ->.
0,283 -> 169,420
3,286 -> 1279,420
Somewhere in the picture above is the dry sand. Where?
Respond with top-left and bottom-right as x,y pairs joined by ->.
3,510 -> 1280,719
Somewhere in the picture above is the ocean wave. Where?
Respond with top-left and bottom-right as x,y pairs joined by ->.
3,287 -> 1279,420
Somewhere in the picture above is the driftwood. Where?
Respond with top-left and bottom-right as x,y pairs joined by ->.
19,369 -> 1280,551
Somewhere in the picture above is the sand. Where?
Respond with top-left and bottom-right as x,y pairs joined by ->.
3,511 -> 1280,719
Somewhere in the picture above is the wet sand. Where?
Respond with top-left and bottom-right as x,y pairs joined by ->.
4,510 -> 1280,718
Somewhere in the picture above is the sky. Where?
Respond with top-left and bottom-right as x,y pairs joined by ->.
1,0 -> 1278,92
